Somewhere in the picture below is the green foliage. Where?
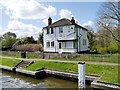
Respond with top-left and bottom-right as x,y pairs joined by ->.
107,42 -> 118,53
38,33 -> 43,45
0,32 -> 17,50
3,32 -> 16,38
95,42 -> 119,54
1,37 -> 17,49
20,36 -> 37,44
96,46 -> 107,54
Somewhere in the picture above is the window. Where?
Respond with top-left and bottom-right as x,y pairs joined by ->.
59,27 -> 63,33
47,42 -> 50,47
83,39 -> 86,45
47,28 -> 49,34
66,41 -> 73,48
51,41 -> 54,47
62,42 -> 66,48
51,28 -> 54,34
61,41 -> 73,48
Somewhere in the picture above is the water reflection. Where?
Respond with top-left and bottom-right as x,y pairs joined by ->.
1,70 -> 79,88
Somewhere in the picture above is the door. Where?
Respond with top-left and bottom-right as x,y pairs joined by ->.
59,43 -> 61,49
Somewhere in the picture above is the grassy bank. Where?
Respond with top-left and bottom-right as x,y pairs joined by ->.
25,60 -> 119,84
0,57 -> 119,84
0,58 -> 22,67
51,54 -> 119,63
1,53 -> 119,63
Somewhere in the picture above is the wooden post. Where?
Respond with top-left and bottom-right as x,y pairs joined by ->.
78,62 -> 85,90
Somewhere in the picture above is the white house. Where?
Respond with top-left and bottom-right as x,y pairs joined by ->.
43,17 -> 89,53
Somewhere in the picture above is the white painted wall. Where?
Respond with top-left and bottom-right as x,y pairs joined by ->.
60,48 -> 77,53
43,25 -> 89,53
43,28 -> 56,52
58,25 -> 76,40
79,28 -> 89,51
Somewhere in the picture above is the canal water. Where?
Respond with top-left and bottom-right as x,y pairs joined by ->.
1,70 -> 91,89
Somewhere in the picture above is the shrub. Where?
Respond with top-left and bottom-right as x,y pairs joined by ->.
107,42 -> 118,53
96,45 -> 107,54
15,44 -> 43,52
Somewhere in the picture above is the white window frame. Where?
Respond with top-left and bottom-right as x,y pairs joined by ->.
46,28 -> 49,34
51,28 -> 54,34
59,27 -> 63,33
51,41 -> 54,47
47,41 -> 50,47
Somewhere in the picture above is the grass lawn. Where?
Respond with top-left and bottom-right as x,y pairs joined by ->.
1,53 -> 119,63
25,60 -> 119,84
74,54 -> 119,63
0,54 -> 21,58
0,57 -> 119,84
0,58 -> 22,67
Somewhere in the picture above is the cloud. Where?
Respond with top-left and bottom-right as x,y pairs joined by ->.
0,0 -> 56,20
59,9 -> 73,19
82,20 -> 94,27
6,20 -> 42,39
0,27 -> 3,35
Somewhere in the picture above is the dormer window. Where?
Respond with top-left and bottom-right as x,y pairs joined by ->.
59,27 -> 63,33
47,28 -> 49,34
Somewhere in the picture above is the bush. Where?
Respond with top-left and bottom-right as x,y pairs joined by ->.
96,45 -> 107,54
15,44 -> 43,52
107,42 -> 118,53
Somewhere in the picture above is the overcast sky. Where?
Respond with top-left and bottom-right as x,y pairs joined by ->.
0,0 -> 103,39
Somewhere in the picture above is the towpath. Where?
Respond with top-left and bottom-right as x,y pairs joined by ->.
0,56 -> 119,66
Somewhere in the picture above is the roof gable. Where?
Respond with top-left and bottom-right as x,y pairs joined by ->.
43,18 -> 72,29
43,18 -> 88,31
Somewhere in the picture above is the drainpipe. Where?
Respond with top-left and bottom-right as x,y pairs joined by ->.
55,28 -> 56,52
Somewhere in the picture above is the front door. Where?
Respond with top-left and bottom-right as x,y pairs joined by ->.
59,43 -> 61,49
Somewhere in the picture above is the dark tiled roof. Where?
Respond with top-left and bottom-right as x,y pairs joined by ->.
43,18 -> 88,31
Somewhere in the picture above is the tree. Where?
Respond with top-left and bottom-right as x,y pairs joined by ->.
95,1 -> 120,54
97,1 -> 120,43
2,37 -> 17,49
20,36 -> 37,44
86,26 -> 96,51
1,32 -> 17,50
38,33 -> 43,45
0,35 -> 3,42
3,32 -> 16,39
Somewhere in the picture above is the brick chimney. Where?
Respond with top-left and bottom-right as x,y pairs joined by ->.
71,17 -> 75,24
48,17 -> 52,25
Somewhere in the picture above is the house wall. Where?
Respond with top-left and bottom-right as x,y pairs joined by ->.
58,25 -> 76,40
43,25 -> 89,53
43,28 -> 56,52
43,25 -> 76,53
78,28 -> 89,52
60,48 -> 77,53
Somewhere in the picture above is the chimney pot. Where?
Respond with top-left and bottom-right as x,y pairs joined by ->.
71,17 -> 75,24
48,17 -> 52,25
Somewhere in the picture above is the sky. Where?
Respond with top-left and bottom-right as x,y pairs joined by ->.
0,0 -> 104,40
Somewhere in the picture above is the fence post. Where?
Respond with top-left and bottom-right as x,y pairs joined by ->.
78,62 -> 86,90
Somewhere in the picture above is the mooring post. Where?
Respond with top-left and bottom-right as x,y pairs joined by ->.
78,62 -> 85,90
